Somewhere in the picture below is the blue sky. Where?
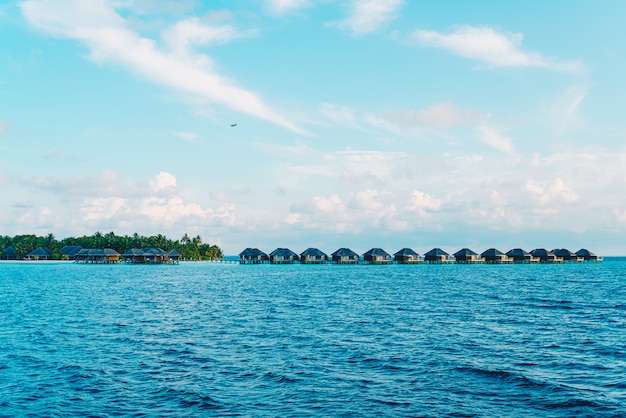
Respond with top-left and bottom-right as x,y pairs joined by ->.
2,0 -> 626,255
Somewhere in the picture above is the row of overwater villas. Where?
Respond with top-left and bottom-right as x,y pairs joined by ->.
9,245 -> 182,263
239,247 -> 602,265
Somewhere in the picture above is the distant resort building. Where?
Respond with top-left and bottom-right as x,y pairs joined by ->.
239,248 -> 269,264
269,248 -> 299,264
363,248 -> 392,264
529,248 -> 561,263
453,248 -> 480,264
25,247 -> 53,261
424,248 -> 450,264
576,248 -> 601,262
481,248 -> 510,264
393,248 -> 423,264
552,248 -> 581,262
300,248 -> 328,264
60,245 -> 83,260
331,248 -> 360,264
75,248 -> 121,264
2,246 -> 17,260
118,248 -> 178,264
505,248 -> 538,264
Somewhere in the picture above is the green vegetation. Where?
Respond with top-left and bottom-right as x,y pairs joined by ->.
0,232 -> 223,261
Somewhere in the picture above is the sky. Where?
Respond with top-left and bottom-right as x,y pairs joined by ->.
2,0 -> 626,255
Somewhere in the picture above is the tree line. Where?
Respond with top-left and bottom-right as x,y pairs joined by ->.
0,232 -> 223,261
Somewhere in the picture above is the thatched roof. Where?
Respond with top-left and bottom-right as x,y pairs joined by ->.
424,248 -> 449,257
331,248 -> 359,257
239,248 -> 268,258
363,248 -> 390,257
143,248 -> 168,256
60,245 -> 82,256
26,247 -> 52,258
123,248 -> 146,257
530,248 -> 554,258
506,248 -> 530,258
300,248 -> 327,258
3,246 -> 16,257
453,248 -> 478,257
393,248 -> 419,257
481,248 -> 505,257
575,248 -> 596,258
553,248 -> 576,258
167,249 -> 181,257
270,248 -> 298,258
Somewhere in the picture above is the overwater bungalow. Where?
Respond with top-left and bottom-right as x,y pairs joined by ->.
481,248 -> 511,264
530,248 -> 562,263
75,248 -> 120,264
25,247 -> 52,261
393,248 -> 423,264
363,248 -> 392,264
143,248 -> 169,263
453,248 -> 481,264
300,248 -> 328,264
505,248 -> 538,264
553,248 -> 583,263
331,248 -> 360,264
167,249 -> 181,264
575,248 -> 601,262
2,246 -> 17,260
424,248 -> 451,264
60,245 -> 83,260
122,248 -> 146,263
269,248 -> 299,264
239,248 -> 269,264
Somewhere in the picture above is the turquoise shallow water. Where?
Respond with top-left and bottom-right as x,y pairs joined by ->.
0,260 -> 624,417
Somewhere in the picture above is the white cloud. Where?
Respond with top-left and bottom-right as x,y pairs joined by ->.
81,197 -> 127,222
20,0 -> 305,134
476,121 -> 514,153
265,0 -> 312,15
382,102 -> 482,128
319,102 -> 357,126
408,190 -> 441,213
172,131 -> 199,142
150,171 -> 177,192
331,0 -> 404,36
412,25 -> 581,71
161,17 -> 251,56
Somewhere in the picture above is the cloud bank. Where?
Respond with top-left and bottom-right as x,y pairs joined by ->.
20,0 -> 305,133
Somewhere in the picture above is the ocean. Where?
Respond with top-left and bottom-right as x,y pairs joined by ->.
0,260 -> 624,417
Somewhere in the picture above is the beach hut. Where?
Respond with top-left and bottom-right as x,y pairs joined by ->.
505,248 -> 537,264
60,245 -> 82,260
300,248 -> 328,264
575,248 -> 600,262
25,247 -> 52,261
424,248 -> 450,264
393,248 -> 423,264
2,246 -> 17,260
363,248 -> 392,264
453,248 -> 480,264
167,249 -> 181,264
530,248 -> 561,263
239,248 -> 269,264
331,248 -> 360,264
481,248 -> 510,264
553,248 -> 583,263
269,248 -> 299,264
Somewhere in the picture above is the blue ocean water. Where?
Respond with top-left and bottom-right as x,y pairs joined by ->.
0,260 -> 624,417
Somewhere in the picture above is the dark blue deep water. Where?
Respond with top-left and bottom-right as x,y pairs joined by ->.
0,260 -> 625,417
